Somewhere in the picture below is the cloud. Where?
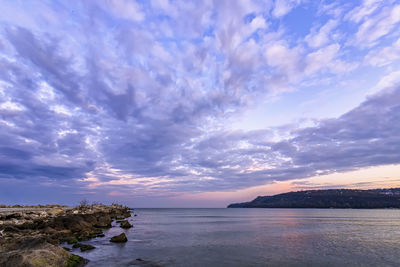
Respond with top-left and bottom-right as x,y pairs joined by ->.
345,0 -> 382,23
0,0 -> 399,204
97,0 -> 145,22
305,19 -> 339,48
272,0 -> 301,18
371,70 -> 400,93
364,38 -> 400,66
353,4 -> 400,47
173,87 -> 400,191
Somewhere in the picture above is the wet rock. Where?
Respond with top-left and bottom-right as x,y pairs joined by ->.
120,220 -> 133,229
72,243 -> 96,252
130,258 -> 162,266
67,254 -> 89,267
110,233 -> 128,243
67,237 -> 79,244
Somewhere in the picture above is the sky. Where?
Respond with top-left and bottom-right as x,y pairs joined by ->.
0,0 -> 400,207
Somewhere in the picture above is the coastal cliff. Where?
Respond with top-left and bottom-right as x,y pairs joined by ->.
0,204 -> 131,266
228,188 -> 400,208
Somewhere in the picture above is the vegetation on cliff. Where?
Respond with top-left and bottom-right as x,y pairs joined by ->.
228,188 -> 400,208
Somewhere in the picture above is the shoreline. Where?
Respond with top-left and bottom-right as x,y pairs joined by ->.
0,204 -> 132,266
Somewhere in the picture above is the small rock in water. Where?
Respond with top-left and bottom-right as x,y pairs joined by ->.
110,233 -> 128,243
130,258 -> 162,266
67,237 -> 78,244
67,254 -> 89,266
72,243 -> 96,252
120,220 -> 133,229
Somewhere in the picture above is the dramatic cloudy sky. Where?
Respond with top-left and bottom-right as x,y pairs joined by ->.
0,0 -> 400,207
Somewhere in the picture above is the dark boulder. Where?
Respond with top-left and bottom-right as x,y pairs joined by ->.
120,220 -> 133,229
94,214 -> 112,228
110,233 -> 127,243
61,216 -> 91,233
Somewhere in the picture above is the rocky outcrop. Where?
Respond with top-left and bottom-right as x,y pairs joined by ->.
0,237 -> 88,267
110,233 -> 128,243
0,204 -> 131,266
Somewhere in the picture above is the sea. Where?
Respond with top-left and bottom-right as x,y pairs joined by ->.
68,208 -> 400,266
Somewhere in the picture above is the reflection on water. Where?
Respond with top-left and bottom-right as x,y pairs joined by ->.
71,209 -> 400,266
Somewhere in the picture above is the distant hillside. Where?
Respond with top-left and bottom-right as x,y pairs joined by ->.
227,188 -> 400,209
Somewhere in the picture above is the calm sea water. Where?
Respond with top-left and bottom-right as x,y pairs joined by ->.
69,208 -> 400,266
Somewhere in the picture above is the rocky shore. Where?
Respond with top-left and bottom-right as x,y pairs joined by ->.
0,204 -> 132,266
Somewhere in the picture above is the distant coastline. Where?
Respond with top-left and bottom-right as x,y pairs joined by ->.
227,188 -> 400,209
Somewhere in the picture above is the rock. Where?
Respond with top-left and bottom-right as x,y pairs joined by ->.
130,258 -> 162,266
67,237 -> 78,244
120,220 -> 133,229
44,226 -> 58,235
67,254 -> 89,267
3,226 -> 19,232
72,243 -> 96,252
0,237 -> 79,267
62,247 -> 71,251
0,203 -> 131,264
47,208 -> 65,216
80,244 -> 95,252
110,233 -> 127,243
94,215 -> 112,228
62,216 -> 92,233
